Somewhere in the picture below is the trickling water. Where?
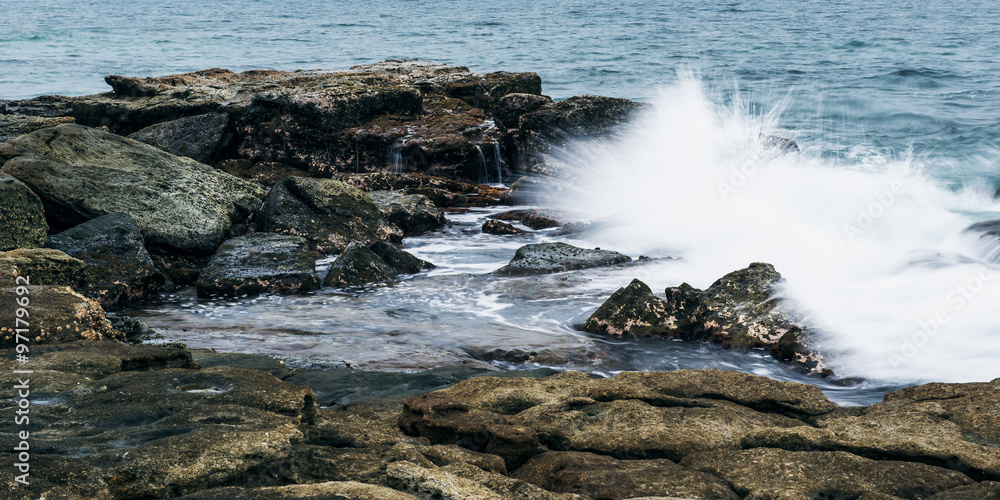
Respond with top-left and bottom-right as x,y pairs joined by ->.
549,74 -> 1000,385
476,144 -> 489,184
494,143 -> 503,186
389,146 -> 403,173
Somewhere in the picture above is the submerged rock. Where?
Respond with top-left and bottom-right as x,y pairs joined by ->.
45,212 -> 165,308
323,241 -> 432,287
196,232 -> 320,297
481,219 -> 523,235
584,263 -> 828,375
0,124 -> 266,255
0,172 -> 47,251
0,248 -> 87,289
498,175 -> 545,206
369,190 -> 448,236
257,177 -> 403,254
127,111 -> 231,163
0,286 -> 121,347
493,242 -> 631,277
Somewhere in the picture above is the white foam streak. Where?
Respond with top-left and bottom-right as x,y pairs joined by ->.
550,75 -> 1000,384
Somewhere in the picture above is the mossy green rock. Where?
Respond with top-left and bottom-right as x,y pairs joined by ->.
45,212 -> 164,308
259,177 -> 402,254
196,232 -> 320,297
0,123 -> 266,255
0,173 -> 47,251
0,248 -> 87,289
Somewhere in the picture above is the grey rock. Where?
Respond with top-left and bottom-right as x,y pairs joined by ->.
493,242 -> 631,276
369,190 -> 448,236
46,212 -> 164,308
258,177 -> 402,255
322,241 -> 400,287
0,114 -> 75,145
128,112 -> 230,163
195,232 -> 320,297
367,240 -> 435,274
0,124 -> 266,255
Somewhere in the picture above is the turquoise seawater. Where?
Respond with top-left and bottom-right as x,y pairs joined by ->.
5,0 -> 1000,404
4,0 -> 1000,175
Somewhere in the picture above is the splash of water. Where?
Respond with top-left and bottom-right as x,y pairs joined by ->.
549,74 -> 1000,384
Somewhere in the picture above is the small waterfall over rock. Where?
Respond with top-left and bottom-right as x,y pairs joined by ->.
494,143 -> 503,185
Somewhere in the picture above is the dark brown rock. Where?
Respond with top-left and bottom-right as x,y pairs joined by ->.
0,285 -> 121,348
257,177 -> 402,255
196,232 -> 320,297
512,451 -> 739,500
482,219 -> 523,235
45,212 -> 165,308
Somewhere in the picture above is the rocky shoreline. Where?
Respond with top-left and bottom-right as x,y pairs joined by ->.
1,60 -> 999,498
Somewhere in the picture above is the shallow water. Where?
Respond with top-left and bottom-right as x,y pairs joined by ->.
8,0 -> 1000,405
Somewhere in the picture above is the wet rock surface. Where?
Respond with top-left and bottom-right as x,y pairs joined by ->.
584,263 -> 828,374
257,177 -> 403,255
482,219 -> 524,235
0,172 -> 47,251
493,242 -> 631,276
196,232 -> 320,297
323,240 -> 433,287
45,212 -> 165,308
0,123 -> 266,254
369,190 -> 448,236
1,340 -> 996,499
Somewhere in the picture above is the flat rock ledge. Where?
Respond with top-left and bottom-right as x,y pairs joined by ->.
5,340 -> 997,499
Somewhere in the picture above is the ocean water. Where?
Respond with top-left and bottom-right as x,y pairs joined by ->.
5,0 -> 1000,404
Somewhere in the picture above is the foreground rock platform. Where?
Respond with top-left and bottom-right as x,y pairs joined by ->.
1,340 -> 998,499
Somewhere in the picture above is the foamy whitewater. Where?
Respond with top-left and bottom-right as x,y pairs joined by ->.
551,74 -> 1000,384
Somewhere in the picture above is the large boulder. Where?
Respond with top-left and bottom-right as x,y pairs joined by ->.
369,190 -> 448,236
492,242 -> 631,276
0,124 -> 266,255
257,177 -> 402,254
0,286 -> 121,347
323,241 -> 433,287
0,248 -> 87,289
584,263 -> 828,375
0,173 -> 47,251
195,232 -> 320,297
45,212 -> 165,308
127,112 -> 231,163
